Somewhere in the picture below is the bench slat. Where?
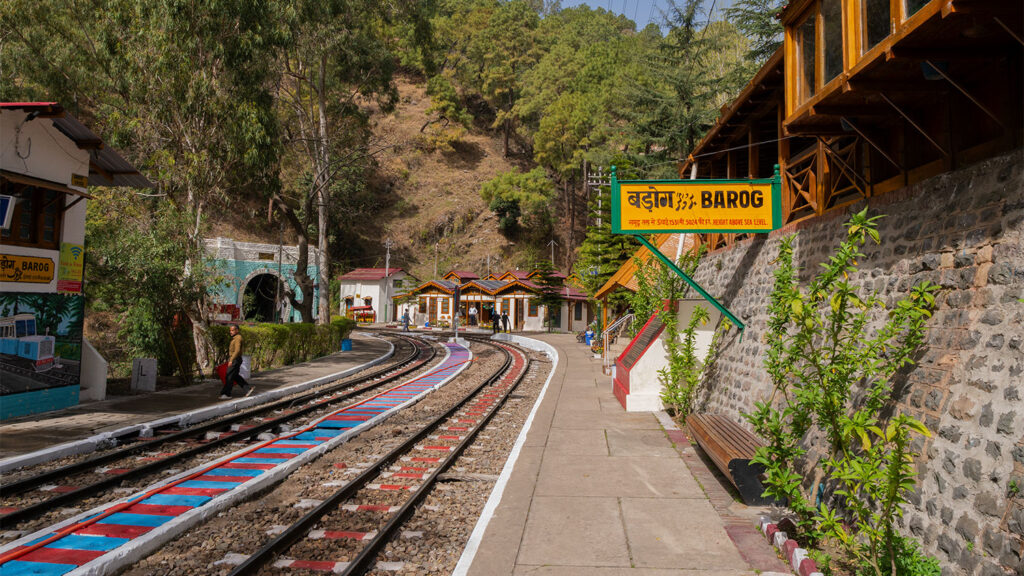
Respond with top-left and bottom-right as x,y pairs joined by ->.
686,414 -> 776,506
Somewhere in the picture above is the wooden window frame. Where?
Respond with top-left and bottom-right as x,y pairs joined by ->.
574,302 -> 583,321
0,180 -> 65,250
794,7 -> 819,105
528,301 -> 538,317
441,298 -> 449,314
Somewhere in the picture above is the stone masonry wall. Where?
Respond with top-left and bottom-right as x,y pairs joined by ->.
691,148 -> 1024,575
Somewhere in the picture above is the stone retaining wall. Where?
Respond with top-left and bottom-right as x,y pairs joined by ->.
692,148 -> 1023,574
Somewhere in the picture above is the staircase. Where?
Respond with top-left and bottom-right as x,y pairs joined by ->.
612,313 -> 667,411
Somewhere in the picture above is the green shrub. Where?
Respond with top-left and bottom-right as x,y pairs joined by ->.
209,318 -> 355,373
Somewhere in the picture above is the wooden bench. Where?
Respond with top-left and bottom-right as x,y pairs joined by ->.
686,414 -> 776,506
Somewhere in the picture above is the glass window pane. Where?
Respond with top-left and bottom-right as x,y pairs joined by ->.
905,0 -> 928,17
800,16 -> 817,100
19,202 -> 32,240
822,0 -> 843,82
864,0 -> 890,49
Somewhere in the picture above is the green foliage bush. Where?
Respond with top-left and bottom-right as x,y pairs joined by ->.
744,208 -> 939,575
209,318 -> 355,373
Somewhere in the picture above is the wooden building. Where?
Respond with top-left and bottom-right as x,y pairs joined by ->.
681,0 -> 1022,251
403,269 -> 595,332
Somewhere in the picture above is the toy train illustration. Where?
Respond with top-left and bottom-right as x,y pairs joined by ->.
0,314 -> 55,371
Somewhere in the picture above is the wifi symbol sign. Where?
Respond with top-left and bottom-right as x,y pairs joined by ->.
69,246 -> 83,260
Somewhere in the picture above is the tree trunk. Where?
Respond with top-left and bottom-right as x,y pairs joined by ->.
503,117 -> 510,158
272,191 -> 315,323
316,56 -> 331,325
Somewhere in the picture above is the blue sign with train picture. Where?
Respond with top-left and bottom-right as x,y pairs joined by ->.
0,292 -> 84,396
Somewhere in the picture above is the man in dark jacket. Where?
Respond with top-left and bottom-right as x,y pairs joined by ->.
501,311 -> 511,333
220,325 -> 254,399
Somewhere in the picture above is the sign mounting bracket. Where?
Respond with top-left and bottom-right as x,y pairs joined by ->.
631,234 -> 745,339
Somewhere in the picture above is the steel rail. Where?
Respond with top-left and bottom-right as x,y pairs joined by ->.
0,336 -> 436,529
227,338 -> 525,576
341,344 -> 529,576
0,335 -> 415,495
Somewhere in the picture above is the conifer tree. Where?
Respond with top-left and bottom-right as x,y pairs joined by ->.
531,259 -> 565,332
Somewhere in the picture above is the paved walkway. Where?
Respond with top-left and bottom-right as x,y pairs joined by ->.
0,333 -> 392,459
464,333 -> 788,576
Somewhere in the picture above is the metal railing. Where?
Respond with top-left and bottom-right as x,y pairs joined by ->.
602,313 -> 633,373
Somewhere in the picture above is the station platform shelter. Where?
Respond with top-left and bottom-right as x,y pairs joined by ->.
399,269 -> 593,332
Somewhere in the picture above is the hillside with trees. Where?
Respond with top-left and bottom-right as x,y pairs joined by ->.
0,0 -> 778,376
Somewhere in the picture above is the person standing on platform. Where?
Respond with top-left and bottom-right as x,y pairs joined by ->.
491,313 -> 500,334
501,310 -> 510,333
220,325 -> 254,399
468,305 -> 478,326
402,310 -> 411,332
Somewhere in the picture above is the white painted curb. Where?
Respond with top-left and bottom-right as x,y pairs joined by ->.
1,343 -> 470,576
0,336 -> 395,474
451,334 -> 558,576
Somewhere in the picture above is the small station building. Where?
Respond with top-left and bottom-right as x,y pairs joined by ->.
401,269 -> 593,332
338,267 -> 407,323
1,102 -> 152,419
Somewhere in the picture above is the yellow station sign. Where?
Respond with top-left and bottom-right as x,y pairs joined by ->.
611,169 -> 782,234
0,253 -> 56,284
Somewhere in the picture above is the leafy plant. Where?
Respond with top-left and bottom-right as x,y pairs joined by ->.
658,304 -> 731,417
743,208 -> 940,573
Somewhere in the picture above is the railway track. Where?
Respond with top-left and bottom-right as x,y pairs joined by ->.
228,338 -> 529,576
0,334 -> 436,533
0,340 -> 475,576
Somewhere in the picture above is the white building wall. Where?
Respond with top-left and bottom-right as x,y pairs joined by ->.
623,299 -> 723,412
0,109 -> 89,295
339,272 -> 406,322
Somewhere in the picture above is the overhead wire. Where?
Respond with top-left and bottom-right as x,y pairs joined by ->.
629,135 -> 800,175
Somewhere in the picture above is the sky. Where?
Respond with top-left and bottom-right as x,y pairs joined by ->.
558,0 -> 735,32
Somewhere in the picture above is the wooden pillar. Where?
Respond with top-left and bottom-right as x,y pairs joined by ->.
778,104 -> 792,222
815,138 -> 827,216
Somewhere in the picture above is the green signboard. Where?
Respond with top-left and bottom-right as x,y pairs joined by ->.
607,165 -> 784,338
611,166 -> 783,234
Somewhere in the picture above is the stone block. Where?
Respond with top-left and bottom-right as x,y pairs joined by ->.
990,263 -> 1013,285
798,557 -> 818,576
964,458 -> 983,482
974,262 -> 993,287
790,547 -> 807,570
974,492 -> 1002,517
976,244 -> 993,264
950,396 -> 977,421
980,403 -> 994,428
956,515 -> 980,542
998,412 -> 1015,436
941,252 -> 955,269
782,539 -> 799,562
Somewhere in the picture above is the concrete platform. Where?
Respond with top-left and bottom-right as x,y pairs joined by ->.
0,333 -> 392,459
460,334 -> 788,575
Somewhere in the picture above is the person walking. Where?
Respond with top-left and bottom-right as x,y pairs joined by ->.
491,313 -> 500,334
402,310 -> 411,332
501,310 -> 510,333
220,325 -> 254,399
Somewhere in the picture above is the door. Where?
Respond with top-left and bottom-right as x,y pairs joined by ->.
428,297 -> 438,324
514,297 -> 524,330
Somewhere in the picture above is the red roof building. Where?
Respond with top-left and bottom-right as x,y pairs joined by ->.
339,267 -> 404,281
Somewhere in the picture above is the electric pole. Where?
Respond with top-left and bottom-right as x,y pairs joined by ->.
434,242 -> 439,278
548,239 -> 558,266
276,221 -> 284,323
383,237 -> 394,324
